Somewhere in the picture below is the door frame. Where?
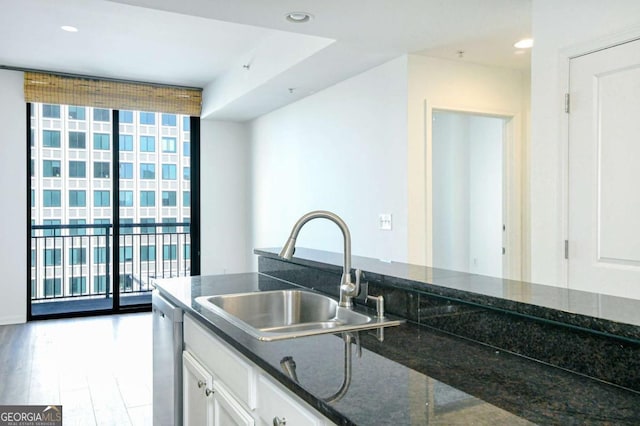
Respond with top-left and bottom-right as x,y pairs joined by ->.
559,28 -> 640,286
424,102 -> 523,279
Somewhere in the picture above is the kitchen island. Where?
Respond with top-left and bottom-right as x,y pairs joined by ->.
154,267 -> 640,425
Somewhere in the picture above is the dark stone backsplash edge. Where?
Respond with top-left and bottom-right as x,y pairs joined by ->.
256,253 -> 640,393
255,248 -> 640,342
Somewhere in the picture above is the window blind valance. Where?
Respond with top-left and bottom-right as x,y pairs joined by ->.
24,72 -> 202,116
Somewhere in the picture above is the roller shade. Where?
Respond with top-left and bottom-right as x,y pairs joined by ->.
24,72 -> 202,116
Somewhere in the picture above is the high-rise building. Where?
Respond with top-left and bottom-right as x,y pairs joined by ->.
30,103 -> 191,301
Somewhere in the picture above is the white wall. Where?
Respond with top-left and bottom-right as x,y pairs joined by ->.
432,112 -> 503,277
407,55 -> 528,268
468,115 -> 503,277
432,112 -> 470,272
530,0 -> 640,286
0,70 -> 27,324
250,57 -> 408,263
200,120 -> 253,274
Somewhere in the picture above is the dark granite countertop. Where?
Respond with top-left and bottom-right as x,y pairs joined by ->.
255,248 -> 640,340
154,273 -> 640,425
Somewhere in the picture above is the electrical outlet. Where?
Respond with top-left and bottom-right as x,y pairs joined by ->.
379,214 -> 392,230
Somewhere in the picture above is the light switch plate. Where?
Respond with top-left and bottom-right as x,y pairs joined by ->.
379,214 -> 392,230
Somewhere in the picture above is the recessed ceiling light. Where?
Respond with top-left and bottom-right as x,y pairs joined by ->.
514,38 -> 533,49
61,25 -> 78,32
285,12 -> 313,23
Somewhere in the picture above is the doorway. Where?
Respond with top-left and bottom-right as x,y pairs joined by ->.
429,109 -> 521,279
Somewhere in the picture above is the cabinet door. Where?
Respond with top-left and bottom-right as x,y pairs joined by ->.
212,381 -> 255,426
256,375 -> 322,426
183,351 -> 214,426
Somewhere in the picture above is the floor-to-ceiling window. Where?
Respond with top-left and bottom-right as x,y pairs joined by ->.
26,72 -> 201,319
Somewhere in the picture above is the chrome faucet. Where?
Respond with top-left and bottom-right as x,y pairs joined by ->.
279,210 -> 361,308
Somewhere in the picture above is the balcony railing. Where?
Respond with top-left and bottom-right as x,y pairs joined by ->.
30,222 -> 191,306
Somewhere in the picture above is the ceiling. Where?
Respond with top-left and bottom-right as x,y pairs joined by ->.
0,0 -> 531,121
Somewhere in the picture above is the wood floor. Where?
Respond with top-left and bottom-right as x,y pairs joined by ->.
0,313 -> 152,426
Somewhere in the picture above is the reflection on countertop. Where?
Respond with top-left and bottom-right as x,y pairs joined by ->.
154,273 -> 640,425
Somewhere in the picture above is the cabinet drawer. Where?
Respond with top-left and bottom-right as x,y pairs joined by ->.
184,315 -> 256,409
256,375 -> 323,426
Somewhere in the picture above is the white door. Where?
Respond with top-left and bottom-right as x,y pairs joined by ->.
568,38 -> 640,298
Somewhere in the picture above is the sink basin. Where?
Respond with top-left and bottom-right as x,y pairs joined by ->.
195,289 -> 404,341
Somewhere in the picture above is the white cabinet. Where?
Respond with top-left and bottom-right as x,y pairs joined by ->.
183,350 -> 255,426
183,314 -> 331,426
212,381 -> 255,426
183,351 -> 214,426
256,375 -> 323,426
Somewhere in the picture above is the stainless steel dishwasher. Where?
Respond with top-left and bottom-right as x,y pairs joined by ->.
152,290 -> 183,426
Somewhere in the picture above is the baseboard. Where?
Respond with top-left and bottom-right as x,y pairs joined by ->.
0,314 -> 27,325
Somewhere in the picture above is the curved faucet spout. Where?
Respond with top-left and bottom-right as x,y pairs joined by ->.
279,210 -> 360,308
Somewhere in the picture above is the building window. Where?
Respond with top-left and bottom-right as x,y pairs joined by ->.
94,219 -> 110,235
93,275 -> 107,293
69,161 -> 86,178
140,112 -> 155,125
120,274 -> 134,291
44,248 -> 62,266
140,191 -> 155,207
94,247 -> 107,264
183,141 -> 190,157
140,218 -> 155,234
183,191 -> 190,207
68,106 -> 86,120
162,191 -> 177,207
120,218 -> 133,235
93,133 -> 110,150
120,162 -> 133,179
184,244 -> 191,259
43,190 -> 61,207
30,159 -> 34,177
140,245 -> 156,261
162,218 -> 176,233
42,104 -> 60,118
69,277 -> 87,294
43,160 -> 61,177
119,246 -> 134,262
31,189 -> 35,207
140,136 -> 155,152
183,167 -> 190,181
140,163 -> 155,179
119,110 -> 133,123
163,244 -> 177,260
119,191 -> 133,207
183,116 -> 191,131
94,108 -> 111,122
69,219 -> 86,236
43,130 -> 61,148
69,248 -> 87,265
69,131 -> 86,149
162,164 -> 177,180
119,134 -> 133,151
162,137 -> 177,153
94,190 -> 110,207
94,162 -> 110,178
69,190 -> 86,207
162,114 -> 177,126
31,249 -> 36,267
44,278 -> 62,297
43,219 -> 61,237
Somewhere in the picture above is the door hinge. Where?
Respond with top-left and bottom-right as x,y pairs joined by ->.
502,247 -> 506,255
564,93 -> 570,113
564,240 -> 569,259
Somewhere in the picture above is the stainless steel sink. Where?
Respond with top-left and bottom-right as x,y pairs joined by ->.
195,289 -> 404,341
